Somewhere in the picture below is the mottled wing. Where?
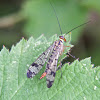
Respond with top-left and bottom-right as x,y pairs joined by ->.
27,43 -> 55,78
46,54 -> 59,88
45,40 -> 62,88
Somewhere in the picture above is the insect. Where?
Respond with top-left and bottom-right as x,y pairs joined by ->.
27,2 -> 90,88
27,35 -> 68,88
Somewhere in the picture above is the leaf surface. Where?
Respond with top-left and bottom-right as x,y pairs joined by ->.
0,34 -> 100,100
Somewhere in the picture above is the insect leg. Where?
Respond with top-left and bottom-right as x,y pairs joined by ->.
67,52 -> 79,60
57,55 -> 70,71
57,51 -> 79,71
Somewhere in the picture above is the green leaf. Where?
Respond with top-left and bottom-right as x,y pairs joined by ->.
0,34 -> 100,100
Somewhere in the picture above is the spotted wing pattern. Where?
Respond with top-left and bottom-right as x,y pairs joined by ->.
27,43 -> 55,78
45,40 -> 64,88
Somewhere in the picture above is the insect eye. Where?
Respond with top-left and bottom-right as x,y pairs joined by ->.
59,36 -> 64,39
59,36 -> 66,42
64,38 -> 66,42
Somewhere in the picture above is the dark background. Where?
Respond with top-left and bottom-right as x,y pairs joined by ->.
0,0 -> 100,66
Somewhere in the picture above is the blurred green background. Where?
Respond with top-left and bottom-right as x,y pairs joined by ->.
0,0 -> 100,66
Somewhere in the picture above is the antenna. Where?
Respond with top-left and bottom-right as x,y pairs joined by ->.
50,1 -> 62,34
66,20 -> 91,34
50,1 -> 91,35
